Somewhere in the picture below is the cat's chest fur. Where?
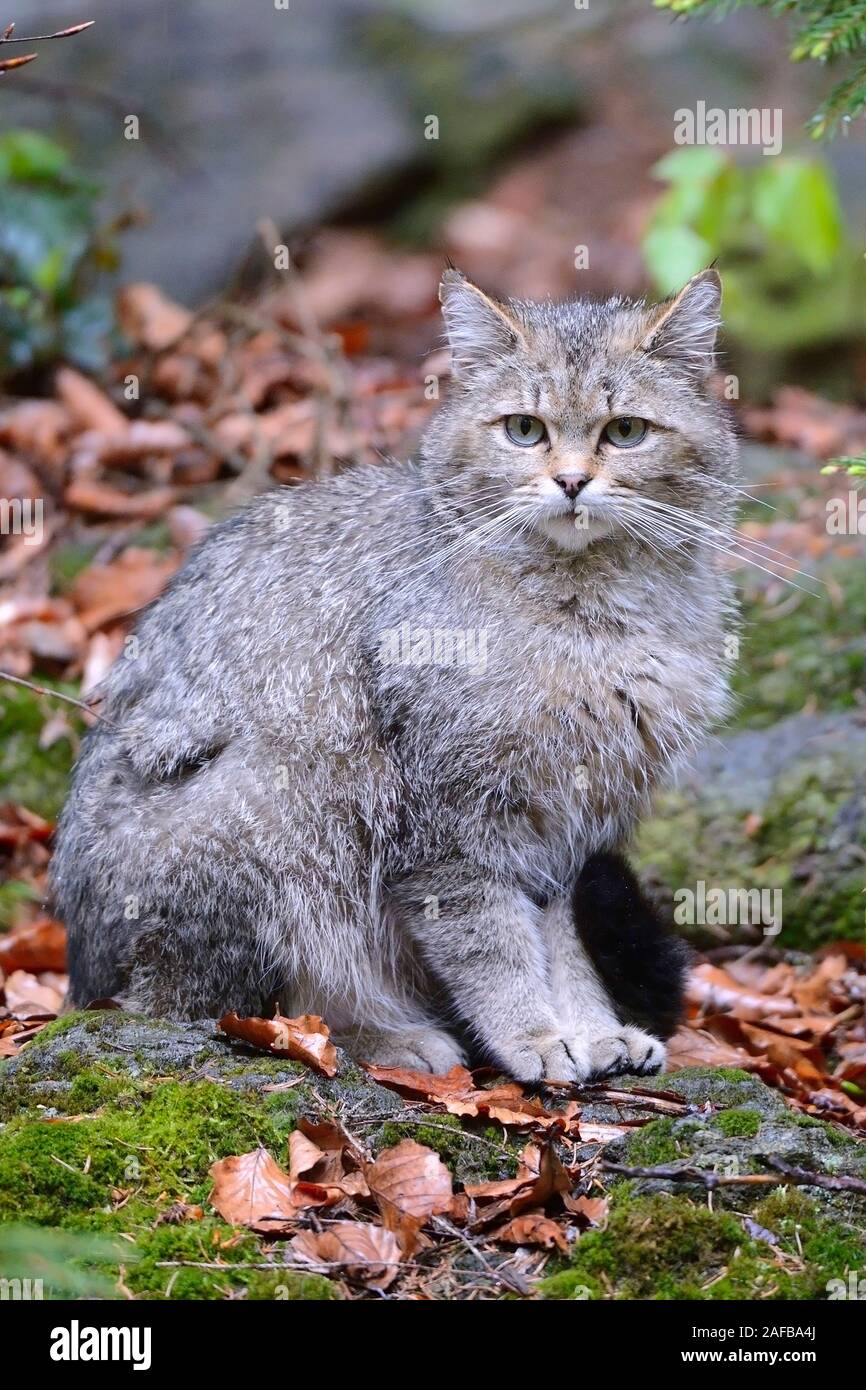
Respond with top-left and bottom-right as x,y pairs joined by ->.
376,550 -> 729,888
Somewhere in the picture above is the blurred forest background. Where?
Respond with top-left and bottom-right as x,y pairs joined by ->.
1,0 -> 866,1303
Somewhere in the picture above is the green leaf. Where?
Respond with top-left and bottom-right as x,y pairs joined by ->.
0,130 -> 69,183
753,159 -> 843,274
643,224 -> 713,296
651,146 -> 728,186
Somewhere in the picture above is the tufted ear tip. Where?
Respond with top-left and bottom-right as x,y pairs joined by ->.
438,265 -> 466,305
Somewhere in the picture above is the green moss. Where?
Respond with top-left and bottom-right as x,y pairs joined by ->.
622,1117 -> 680,1166
637,744 -> 866,949
0,1068 -> 341,1300
733,563 -> 866,729
0,682 -> 80,817
540,1191 -> 762,1300
0,1080 -> 279,1226
66,1070 -> 134,1113
540,1183 -> 866,1301
123,1220 -> 337,1301
714,1107 -> 761,1139
24,1013 -> 87,1047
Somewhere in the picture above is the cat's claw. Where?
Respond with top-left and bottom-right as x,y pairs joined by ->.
587,1026 -> 666,1080
493,1032 -> 591,1085
494,1026 -> 665,1085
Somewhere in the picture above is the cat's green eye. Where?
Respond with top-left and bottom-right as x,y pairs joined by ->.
603,416 -> 648,448
504,414 -> 547,447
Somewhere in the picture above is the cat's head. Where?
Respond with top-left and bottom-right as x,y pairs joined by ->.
426,268 -> 737,555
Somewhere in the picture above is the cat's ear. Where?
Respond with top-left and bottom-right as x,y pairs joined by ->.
439,268 -> 523,379
640,268 -> 721,377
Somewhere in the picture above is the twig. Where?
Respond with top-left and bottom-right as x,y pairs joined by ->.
602,1160 -> 780,1191
0,19 -> 93,72
431,1218 -> 530,1296
603,1157 -> 866,1196
1,21 -> 94,44
0,670 -> 117,728
350,1112 -> 513,1157
764,1156 -> 866,1195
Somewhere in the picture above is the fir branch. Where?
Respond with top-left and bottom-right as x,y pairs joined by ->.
653,0 -> 866,135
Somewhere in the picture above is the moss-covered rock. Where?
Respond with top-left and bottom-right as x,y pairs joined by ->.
540,1065 -> 866,1300
636,711 -> 866,948
0,1011 -> 535,1298
540,1184 -> 866,1300
4,1015 -> 865,1301
733,559 -> 866,730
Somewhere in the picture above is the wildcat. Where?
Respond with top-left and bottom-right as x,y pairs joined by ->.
52,267 -> 735,1082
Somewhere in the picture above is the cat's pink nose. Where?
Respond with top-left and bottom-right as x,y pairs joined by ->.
553,472 -> 590,500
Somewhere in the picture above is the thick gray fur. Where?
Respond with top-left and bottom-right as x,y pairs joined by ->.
52,268 -> 737,1082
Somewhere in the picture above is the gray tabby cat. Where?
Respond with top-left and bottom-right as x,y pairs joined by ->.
52,267 -> 737,1083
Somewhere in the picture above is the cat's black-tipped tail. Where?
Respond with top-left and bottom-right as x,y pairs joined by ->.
573,851 -> 691,1041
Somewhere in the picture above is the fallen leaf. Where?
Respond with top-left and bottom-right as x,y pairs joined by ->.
219,1011 -> 337,1076
117,283 -> 193,351
563,1193 -> 609,1228
3,969 -> 64,1016
361,1062 -> 476,1104
289,1222 -> 401,1289
366,1138 -> 453,1253
687,963 -> 798,1019
65,479 -> 178,520
156,1201 -> 204,1225
71,548 -> 178,632
0,917 -> 66,974
364,1061 -> 579,1132
509,1140 -> 571,1216
209,1148 -> 298,1231
56,366 -> 128,434
496,1213 -> 570,1253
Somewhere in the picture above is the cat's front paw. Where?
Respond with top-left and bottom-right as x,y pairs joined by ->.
353,1025 -> 467,1074
493,1032 -> 591,1084
586,1025 -> 666,1080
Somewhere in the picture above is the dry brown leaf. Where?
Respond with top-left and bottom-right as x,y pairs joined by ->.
65,479 -> 178,521
366,1138 -> 453,1254
289,1222 -> 402,1289
791,954 -> 848,1013
496,1213 -> 570,1253
364,1061 -> 576,1132
509,1140 -> 571,1216
687,963 -> 798,1019
209,1148 -> 298,1232
288,1129 -> 329,1184
218,1011 -> 338,1076
564,1193 -> 609,1228
70,549 -> 179,633
361,1062 -> 475,1103
156,1201 -> 204,1225
666,1023 -> 763,1072
55,366 -> 128,434
117,283 -> 193,351
0,917 -> 66,974
3,969 -> 64,1016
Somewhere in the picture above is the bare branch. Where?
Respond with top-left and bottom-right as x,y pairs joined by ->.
0,670 -> 117,728
0,20 -> 94,44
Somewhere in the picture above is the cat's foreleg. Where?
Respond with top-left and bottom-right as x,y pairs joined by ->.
398,867 -> 590,1083
541,896 -> 666,1078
